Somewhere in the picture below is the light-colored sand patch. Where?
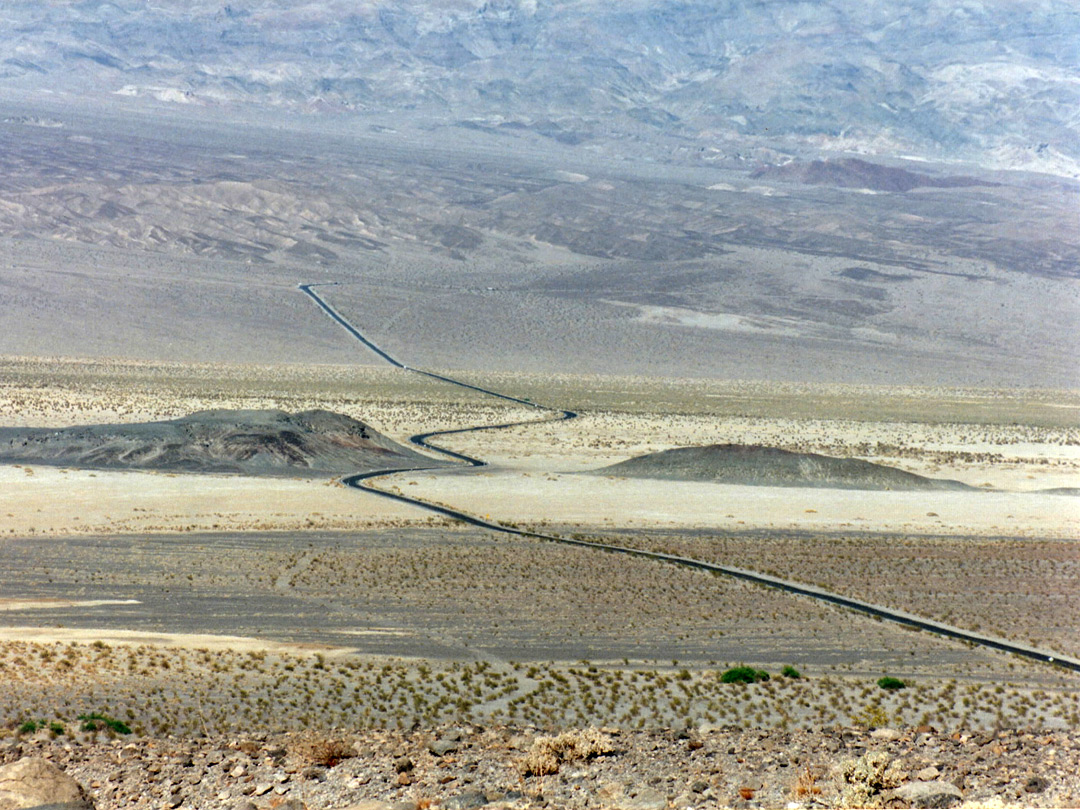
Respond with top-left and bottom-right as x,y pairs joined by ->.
0,465 -> 423,536
398,469 -> 1080,537
0,626 -> 347,655
0,598 -> 140,611
601,299 -> 809,336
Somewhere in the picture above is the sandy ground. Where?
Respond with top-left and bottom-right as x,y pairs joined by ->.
0,465 -> 420,536
2,358 -> 1077,538
4,447 -> 1074,539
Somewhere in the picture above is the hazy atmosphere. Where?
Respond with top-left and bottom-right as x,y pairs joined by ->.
0,2 -> 1077,809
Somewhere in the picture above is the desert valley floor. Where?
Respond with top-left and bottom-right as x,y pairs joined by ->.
0,355 -> 1078,808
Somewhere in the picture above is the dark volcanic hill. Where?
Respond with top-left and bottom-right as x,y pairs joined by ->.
0,409 -> 444,477
749,158 -> 998,193
593,444 -> 972,491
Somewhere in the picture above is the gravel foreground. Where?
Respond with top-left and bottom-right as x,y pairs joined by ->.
2,725 -> 1078,810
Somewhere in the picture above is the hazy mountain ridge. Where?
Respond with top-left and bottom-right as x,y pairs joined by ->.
2,0 -> 1077,176
0,0 -> 1076,386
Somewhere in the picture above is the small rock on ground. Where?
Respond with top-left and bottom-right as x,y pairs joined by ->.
619,787 -> 668,810
887,780 -> 963,808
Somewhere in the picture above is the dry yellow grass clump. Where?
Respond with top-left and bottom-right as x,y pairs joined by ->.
516,728 -> 614,776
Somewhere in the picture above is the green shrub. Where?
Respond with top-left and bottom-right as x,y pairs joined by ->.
78,712 -> 132,735
781,665 -> 802,679
877,676 -> 906,691
721,666 -> 770,684
18,720 -> 39,734
48,722 -> 64,736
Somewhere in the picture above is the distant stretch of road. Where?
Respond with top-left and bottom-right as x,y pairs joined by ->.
299,282 -> 575,466
299,283 -> 1080,676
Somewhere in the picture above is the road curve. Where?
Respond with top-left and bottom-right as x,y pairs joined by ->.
300,282 -> 575,467
300,283 -> 1080,676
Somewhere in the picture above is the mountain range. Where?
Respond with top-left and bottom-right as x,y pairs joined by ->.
2,0 -> 1077,177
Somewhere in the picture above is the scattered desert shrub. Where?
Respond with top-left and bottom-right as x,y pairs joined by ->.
837,751 -> 906,808
297,737 -> 355,767
877,677 -> 906,691
516,728 -> 614,776
792,765 -> 822,799
721,666 -> 770,684
781,665 -> 802,679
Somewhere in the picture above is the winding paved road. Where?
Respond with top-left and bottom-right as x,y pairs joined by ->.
300,282 -> 575,468
300,283 -> 1080,676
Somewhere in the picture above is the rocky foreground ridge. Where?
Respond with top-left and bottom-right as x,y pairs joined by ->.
593,445 -> 971,492
0,725 -> 1077,810
0,409 -> 444,477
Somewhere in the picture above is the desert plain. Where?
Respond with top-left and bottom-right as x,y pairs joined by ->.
0,350 -> 1078,808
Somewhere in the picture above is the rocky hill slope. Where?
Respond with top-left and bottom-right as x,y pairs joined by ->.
1,725 -> 1078,810
0,409 -> 442,477
593,444 -> 971,491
